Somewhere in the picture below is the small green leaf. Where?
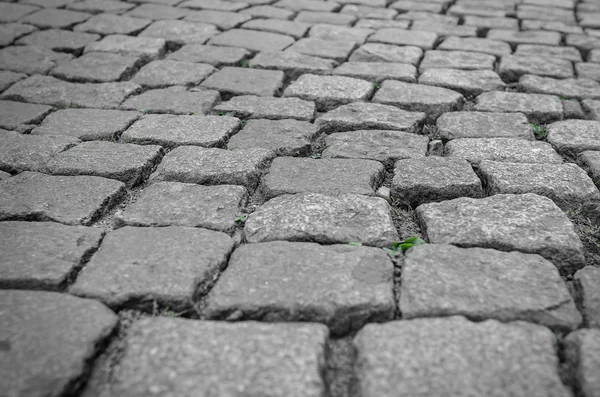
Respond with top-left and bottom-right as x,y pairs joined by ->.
235,215 -> 248,224
348,242 -> 363,246
139,109 -> 147,113
241,59 -> 250,68
373,81 -> 381,89
382,247 -> 398,256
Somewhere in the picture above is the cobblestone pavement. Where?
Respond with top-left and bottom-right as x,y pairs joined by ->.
1,0 -> 600,396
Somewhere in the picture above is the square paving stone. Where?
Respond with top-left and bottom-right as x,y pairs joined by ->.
70,226 -> 234,310
368,28 -> 437,50
123,3 -> 189,19
418,68 -> 505,97
573,266 -> 600,328
436,111 -> 534,141
295,10 -> 357,26
0,99 -> 52,130
120,86 -> 220,115
416,193 -> 586,274
0,45 -> 74,75
349,43 -> 423,65
547,120 -> 600,156
261,157 -> 385,199
208,28 -> 295,52
0,221 -> 104,290
487,28 -> 562,47
372,80 -> 464,122
0,23 -> 37,47
140,20 -> 219,46
285,38 -> 356,63
0,171 -> 125,225
245,193 -> 399,247
1,75 -> 141,109
66,0 -> 137,14
0,2 -> 39,23
564,329 -> 600,397
19,8 -> 91,29
444,138 -> 563,165
354,316 -> 572,397
578,150 -> 600,184
15,29 -> 100,54
392,157 -> 483,206
151,146 -> 274,189
283,74 -> 374,111
0,130 -> 80,174
122,114 -> 239,148
131,60 -> 216,88
332,62 -> 417,83
83,34 -> 166,61
315,102 -> 425,134
249,51 -> 337,80
200,67 -> 285,97
74,14 -> 152,35
94,318 -> 329,397
0,290 -> 117,397
213,95 -> 316,121
437,36 -> 513,58
499,55 -> 574,82
474,91 -> 564,124
419,50 -> 496,72
50,52 -> 139,83
31,108 -> 139,141
115,182 -> 247,233
308,24 -> 375,44
44,141 -> 163,188
186,10 -> 252,30
204,241 -> 395,335
401,244 -> 581,331
167,43 -> 250,66
227,118 -> 317,156
241,18 -> 311,39
520,75 -> 600,100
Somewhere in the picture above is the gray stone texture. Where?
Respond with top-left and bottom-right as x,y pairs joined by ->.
140,20 -> 219,46
240,5 -> 295,20
15,29 -> 100,54
515,44 -> 583,62
74,14 -> 152,35
179,0 -> 250,11
295,10 -> 357,26
547,120 -> 600,157
520,74 -> 600,100
167,43 -> 250,67
368,28 -> 437,50
444,138 -> 563,165
50,52 -> 139,83
436,111 -> 535,141
474,91 -> 564,124
67,0 -> 136,14
577,63 -> 600,83
285,38 -> 356,63
418,68 -> 506,97
437,36 -> 513,57
308,24 -> 375,44
333,62 -> 417,83
564,329 -> 600,397
574,266 -> 600,328
487,28 -> 562,47
499,55 -> 574,82
120,86 -> 220,115
84,34 -> 166,61
208,28 -> 295,52
410,20 -> 478,38
20,8 -> 91,29
213,95 -> 316,121
583,99 -> 600,121
0,99 -> 52,130
0,3 -> 39,23
131,60 -> 216,88
578,150 -> 600,183
0,45 -> 74,75
186,10 -> 252,31
0,23 -> 37,48
349,43 -> 423,66
201,66 -> 285,97
123,3 -> 189,20
241,18 -> 311,39
249,51 -> 337,80
419,50 -> 496,72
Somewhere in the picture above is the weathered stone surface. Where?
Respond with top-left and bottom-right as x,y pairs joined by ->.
516,5 -> 575,24
520,74 -> 600,100
515,44 -> 583,62
131,60 -> 215,88
74,14 -> 151,35
564,329 -> 600,397
22,0 -> 79,9
93,318 -> 329,397
416,193 -> 586,274
120,86 -> 219,115
67,0 -> 136,14
241,18 -> 311,39
437,36 -> 513,57
463,15 -> 519,30
286,38 -> 356,63
32,109 -> 139,141
0,45 -> 73,75
140,20 -> 218,46
240,5 -> 295,20
392,157 -> 482,206
419,50 -> 496,71
577,62 -> 600,82
333,62 -> 417,83
448,4 -> 506,18
316,102 -> 425,134
1,75 -> 140,109
261,157 -> 384,198
368,28 -> 437,50
589,49 -> 600,63
390,0 -> 444,13
0,3 -> 39,23
437,111 -> 534,141
116,182 -> 247,233
574,266 -> 600,329
0,99 -> 52,130
411,20 -> 478,38
349,43 -> 423,65
0,290 -> 117,397
499,55 -> 574,82
283,74 -> 374,111
214,95 -> 315,121
0,23 -> 37,47
522,19 -> 583,34
547,120 -> 600,156
167,43 -> 250,67
186,9 -> 252,30
308,24 -> 374,44
354,316 -> 571,397
70,226 -> 234,310
474,91 -> 564,124
245,193 -> 399,246
0,171 -> 11,180
487,28 -> 562,47
249,51 -> 336,80
50,52 -> 139,83
205,241 -> 394,334
83,34 -> 166,61
227,118 -> 317,156
0,221 -> 103,290
566,34 -> 600,53
179,0 -> 250,11
201,66 -> 284,97
401,244 -> 581,330
123,3 -> 189,20
578,150 -> 600,183
445,138 -> 562,164
274,0 -> 340,12
20,8 -> 91,29
208,28 -> 295,52
295,10 -> 357,26
0,171 -> 125,225
152,146 -> 274,189
396,10 -> 458,24
419,68 -> 505,96
373,80 -> 463,122
15,29 -> 100,54
354,19 -> 409,30
342,5 -> 398,19
583,99 -> 600,121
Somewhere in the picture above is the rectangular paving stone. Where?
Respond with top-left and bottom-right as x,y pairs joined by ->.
285,38 -> 356,63
186,9 -> 252,30
519,74 -> 600,100
333,62 -> 417,83
208,28 -> 295,52
341,4 -> 397,19
204,241 -> 395,335
487,29 -> 562,47
573,267 -> 600,328
241,18 -> 311,40
576,62 -> 600,82
0,99 -> 52,130
368,28 -> 438,50
0,23 -> 37,47
474,91 -> 564,124
140,20 -> 219,46
463,15 -> 519,30
50,52 -> 139,83
66,0 -> 136,14
83,34 -> 166,61
0,221 -> 104,290
0,171 -> 125,225
44,141 -> 163,188
349,43 -> 423,65
416,193 -> 586,274
131,60 -> 215,88
308,24 -> 375,44
401,244 -> 581,331
15,29 -> 100,54
295,10 -> 356,26
123,3 -> 189,19
517,4 -> 576,23
390,0 -> 445,13
515,44 -> 583,62
444,138 -> 563,165
0,45 -> 74,75
499,55 -> 574,82
396,10 -> 459,24
354,18 -> 409,30
200,67 -> 285,97
583,99 -> 600,122
448,3 -> 506,17
0,290 -> 117,397
547,120 -> 600,156
564,329 -> 600,397
245,193 -> 399,247
240,4 -> 295,19
566,34 -> 600,53
115,182 -> 247,234
73,14 -> 152,35
249,51 -> 337,80
213,95 -> 316,121
120,86 -> 220,115
21,0 -> 80,8
274,0 -> 340,12
418,68 -> 505,97
437,36 -> 513,57
70,226 -> 234,310
410,21 -> 478,38
521,19 -> 583,34
354,317 -> 572,397
179,0 -> 251,11
436,111 -> 534,141
19,8 -> 91,29
167,43 -> 250,66
419,50 -> 496,72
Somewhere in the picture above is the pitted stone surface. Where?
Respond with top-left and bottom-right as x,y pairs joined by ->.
401,244 -> 581,331
349,43 -> 423,65
368,28 -> 437,50
131,60 -> 216,88
208,28 -> 295,52
0,171 -> 11,180
448,4 -> 506,18
499,55 -> 574,82
463,15 -> 519,30
115,182 -> 247,234
416,193 -> 586,274
333,62 -> 417,83
354,19 -> 409,30
0,45 -> 73,75
0,221 -> 104,290
341,5 -> 397,19
437,111 -> 534,141
286,38 -> 356,63
487,29 -> 562,47
50,52 -> 139,83
515,44 -> 583,62
84,34 -> 166,60
0,290 -> 117,397
0,171 -> 125,225
140,20 -> 219,46
74,14 -> 151,35
201,67 -> 285,97
520,74 -> 600,100
308,24 -> 374,44
574,266 -> 600,328
214,95 -> 315,121
396,11 -> 458,24
419,50 -> 496,71
547,120 -> 600,156
410,21 -> 478,38
93,318 -> 329,397
564,329 -> 600,397
227,118 -> 317,156
70,226 -> 234,310
474,91 -> 564,124
0,99 -> 52,130
241,18 -> 311,39
295,10 -> 357,26
152,146 -> 274,189
167,43 -> 250,66
354,316 -> 572,397
418,68 -> 506,97
437,36 -> 513,57
444,138 -> 563,165
391,157 -> 482,206
186,10 -> 252,31
249,51 -> 337,80
15,29 -> 100,54
120,86 -> 219,115
583,99 -> 600,121
205,241 -> 395,335
261,157 -> 385,198
315,102 -> 425,134
245,193 -> 399,247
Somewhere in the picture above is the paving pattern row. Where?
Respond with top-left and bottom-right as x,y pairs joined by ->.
1,0 -> 600,396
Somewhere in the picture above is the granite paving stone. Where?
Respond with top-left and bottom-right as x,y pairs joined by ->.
239,5 -> 295,20
0,171 -> 125,225
21,0 -> 80,8
437,36 -> 513,57
401,244 -> 582,331
119,86 -> 220,114
50,52 -> 139,83
115,182 -> 247,233
179,0 -> 251,11
416,193 -> 586,274
69,226 -> 234,310
462,15 -> 519,30
31,108 -> 139,141
547,120 -> 600,156
244,192 -> 399,247
208,28 -> 295,52
564,329 -> 600,397
241,18 -> 311,40
340,4 -> 397,19
391,157 -> 483,206
19,9 -> 91,29
566,34 -> 600,53
390,0 -> 444,13
227,118 -> 317,156
354,316 -> 572,397
522,19 -> 583,34
418,68 -> 505,97
333,62 -> 417,83
204,241 -> 395,335
410,21 -> 478,38
0,23 -> 37,47
0,2 -> 39,23
285,38 -> 356,63
123,3 -> 189,20
577,62 -> 600,82
200,66 -> 284,97
444,138 -> 563,165
419,50 -> 496,72
140,20 -> 219,46
66,0 -> 136,14
396,10 -> 459,24
337,0 -> 387,6
15,29 -> 100,54
214,95 -> 315,121
131,60 -> 215,88
295,10 -> 356,26
578,150 -> 600,183
186,10 -> 252,30
368,28 -> 438,50
83,34 -> 166,61
436,111 -> 534,141
516,5 -> 576,24
348,43 -> 423,65
448,3 -> 506,18
249,51 -> 337,80
354,19 -> 409,30
0,290 -> 117,397
487,29 -> 562,47
308,24 -> 375,44
0,221 -> 104,290
499,55 -> 574,82
0,99 -> 52,130
167,43 -> 250,66
274,0 -> 340,12
0,171 -> 11,180
583,99 -> 600,121
0,45 -> 74,75
474,91 -> 564,124
519,74 -> 600,100
74,14 -> 151,35
574,266 -> 600,328
589,49 -> 600,63
514,44 -> 583,62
